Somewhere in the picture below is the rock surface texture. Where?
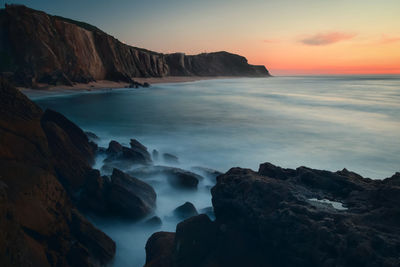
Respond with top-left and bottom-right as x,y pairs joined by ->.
145,163 -> 400,267
0,78 -> 116,266
0,5 -> 270,87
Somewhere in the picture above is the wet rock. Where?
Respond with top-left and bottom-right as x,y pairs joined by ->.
69,209 -> 116,265
145,232 -> 175,267
173,202 -> 198,220
162,153 -> 179,164
174,214 -> 218,267
104,140 -> 152,168
107,169 -> 156,219
129,138 -> 152,162
106,140 -> 123,154
145,216 -> 162,227
129,166 -> 201,189
146,162 -> 400,267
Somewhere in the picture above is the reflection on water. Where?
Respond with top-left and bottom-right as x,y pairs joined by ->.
32,75 -> 400,266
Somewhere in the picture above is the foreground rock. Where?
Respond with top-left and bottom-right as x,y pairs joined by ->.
129,166 -> 202,189
103,139 -> 152,171
79,168 -> 157,219
162,153 -> 179,164
173,202 -> 198,220
145,232 -> 175,267
0,78 -> 115,266
108,169 -> 156,219
146,162 -> 400,267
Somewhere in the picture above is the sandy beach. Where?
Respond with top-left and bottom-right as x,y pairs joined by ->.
18,76 -> 241,94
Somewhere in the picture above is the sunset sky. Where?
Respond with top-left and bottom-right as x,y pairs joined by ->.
3,0 -> 400,75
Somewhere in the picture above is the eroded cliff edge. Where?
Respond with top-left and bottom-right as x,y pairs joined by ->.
0,4 -> 270,87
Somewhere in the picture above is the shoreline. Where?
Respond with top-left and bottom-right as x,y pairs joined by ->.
18,76 -> 248,97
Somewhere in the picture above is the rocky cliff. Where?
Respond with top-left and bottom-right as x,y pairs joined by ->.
0,4 -> 270,87
0,78 -> 116,266
145,163 -> 400,267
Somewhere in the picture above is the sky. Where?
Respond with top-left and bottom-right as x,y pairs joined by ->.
3,0 -> 400,75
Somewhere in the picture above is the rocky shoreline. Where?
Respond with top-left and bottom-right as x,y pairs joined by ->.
1,77 -> 399,266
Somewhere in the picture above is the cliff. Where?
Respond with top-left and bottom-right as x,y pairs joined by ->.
0,78 -> 116,266
0,5 -> 270,87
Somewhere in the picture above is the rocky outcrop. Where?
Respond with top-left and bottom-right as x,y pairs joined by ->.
129,166 -> 202,189
0,78 -> 115,266
107,169 -> 156,219
145,162 -> 400,267
173,202 -> 198,220
0,5 -> 270,87
165,52 -> 269,77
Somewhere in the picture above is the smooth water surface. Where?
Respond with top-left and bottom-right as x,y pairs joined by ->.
31,75 -> 400,266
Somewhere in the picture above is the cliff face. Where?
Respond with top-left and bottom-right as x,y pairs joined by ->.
0,5 -> 270,87
0,78 -> 115,266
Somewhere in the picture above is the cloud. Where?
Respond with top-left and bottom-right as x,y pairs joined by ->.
380,34 -> 400,44
262,39 -> 279,43
300,32 -> 356,46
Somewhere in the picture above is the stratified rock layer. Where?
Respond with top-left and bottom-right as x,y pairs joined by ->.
145,163 -> 400,267
0,5 -> 270,87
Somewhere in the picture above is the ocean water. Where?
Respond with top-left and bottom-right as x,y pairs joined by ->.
32,75 -> 400,266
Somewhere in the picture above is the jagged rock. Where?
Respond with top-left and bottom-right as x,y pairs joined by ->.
103,140 -> 152,169
129,166 -> 201,189
173,202 -> 198,220
162,153 -> 179,164
145,232 -> 175,267
146,162 -> 400,267
145,216 -> 162,227
107,169 -> 156,219
0,78 -> 115,266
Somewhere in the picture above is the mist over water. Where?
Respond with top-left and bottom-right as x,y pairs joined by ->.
32,76 -> 400,266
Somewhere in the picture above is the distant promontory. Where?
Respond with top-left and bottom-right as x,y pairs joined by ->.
0,4 -> 270,88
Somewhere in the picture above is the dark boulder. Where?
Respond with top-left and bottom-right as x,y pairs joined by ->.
173,202 -> 198,220
107,169 -> 156,219
129,166 -> 201,189
106,140 -> 123,154
104,140 -> 152,169
162,153 -> 179,164
145,216 -> 162,227
145,232 -> 175,267
145,162 -> 400,267
174,215 -> 218,267
69,209 -> 116,265
129,138 -> 152,162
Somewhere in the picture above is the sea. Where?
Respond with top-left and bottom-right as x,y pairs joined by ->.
30,75 -> 400,267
